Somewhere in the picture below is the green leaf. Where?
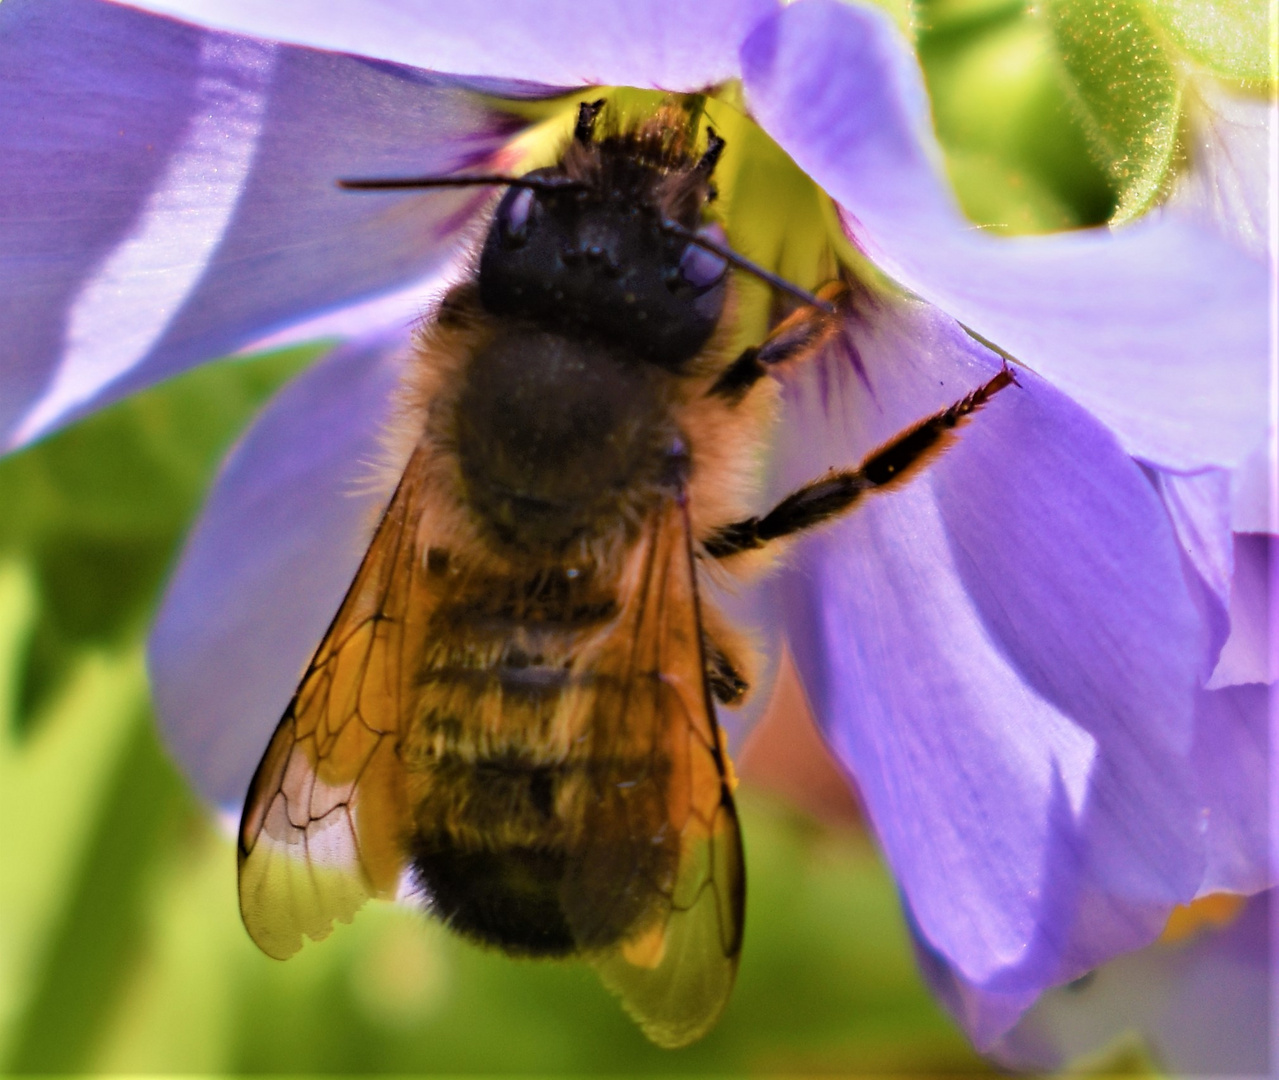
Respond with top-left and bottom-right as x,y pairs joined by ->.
2,692 -> 190,1074
943,148 -> 1084,233
917,4 -> 1117,231
915,0 -> 1026,34
0,346 -> 319,733
0,625 -> 157,1069
854,0 -> 918,37
1038,0 -> 1183,222
1145,0 -> 1275,83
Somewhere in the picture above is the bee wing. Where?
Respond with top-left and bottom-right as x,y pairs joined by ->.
588,492 -> 746,1049
237,456 -> 437,960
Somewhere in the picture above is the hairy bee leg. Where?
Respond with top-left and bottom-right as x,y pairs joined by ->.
709,281 -> 850,401
575,98 -> 606,143
704,366 -> 1018,558
704,635 -> 749,705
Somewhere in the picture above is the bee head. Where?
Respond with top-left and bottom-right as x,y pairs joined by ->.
339,101 -> 830,359
476,109 -> 728,369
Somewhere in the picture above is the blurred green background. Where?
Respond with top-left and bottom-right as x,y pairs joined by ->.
3,0 -> 1248,1072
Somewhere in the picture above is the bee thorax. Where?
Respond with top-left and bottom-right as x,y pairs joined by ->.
455,326 -> 676,551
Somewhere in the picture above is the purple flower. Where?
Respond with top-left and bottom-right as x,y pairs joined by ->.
994,891 -> 1273,1076
2,0 -> 1270,1052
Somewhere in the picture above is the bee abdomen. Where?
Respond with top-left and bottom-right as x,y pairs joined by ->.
410,827 -> 676,958
408,748 -> 678,958
403,560 -> 681,956
411,840 -> 579,956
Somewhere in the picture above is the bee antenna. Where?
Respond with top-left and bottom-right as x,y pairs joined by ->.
661,220 -> 836,314
337,174 -> 586,193
574,98 -> 607,144
681,93 -> 708,135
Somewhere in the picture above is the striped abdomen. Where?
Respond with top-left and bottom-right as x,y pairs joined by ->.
400,556 -> 680,957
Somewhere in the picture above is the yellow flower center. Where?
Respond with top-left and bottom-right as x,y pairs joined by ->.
1158,892 -> 1247,945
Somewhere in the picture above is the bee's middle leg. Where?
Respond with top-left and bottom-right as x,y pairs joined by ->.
703,365 -> 1018,559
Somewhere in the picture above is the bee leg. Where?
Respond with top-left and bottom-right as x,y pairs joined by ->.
709,282 -> 849,402
704,365 -> 1018,558
574,98 -> 606,143
704,635 -> 749,705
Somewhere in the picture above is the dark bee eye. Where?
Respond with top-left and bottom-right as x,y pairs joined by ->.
677,227 -> 728,293
499,187 -> 536,248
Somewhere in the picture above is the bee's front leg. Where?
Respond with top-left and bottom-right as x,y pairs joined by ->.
703,365 -> 1018,559
708,281 -> 849,402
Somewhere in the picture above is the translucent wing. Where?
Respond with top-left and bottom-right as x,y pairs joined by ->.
584,491 -> 746,1049
237,459 -> 745,1043
237,453 -> 437,960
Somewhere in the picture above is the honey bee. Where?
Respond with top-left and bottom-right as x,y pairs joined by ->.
236,97 -> 1014,1048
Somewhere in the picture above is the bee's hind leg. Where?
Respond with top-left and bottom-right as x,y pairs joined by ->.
703,365 -> 1018,559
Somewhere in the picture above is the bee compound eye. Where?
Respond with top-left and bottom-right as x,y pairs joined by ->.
498,186 -> 536,247
677,228 -> 728,293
